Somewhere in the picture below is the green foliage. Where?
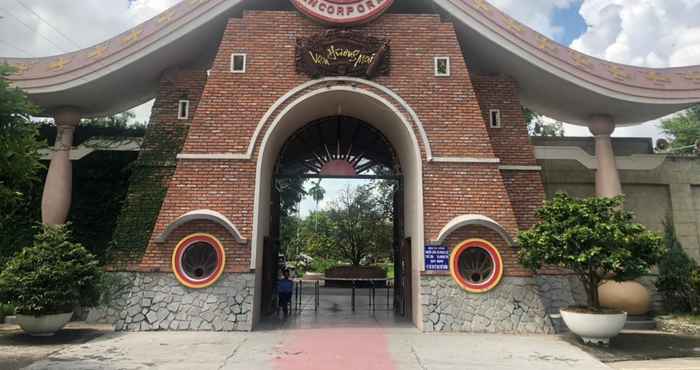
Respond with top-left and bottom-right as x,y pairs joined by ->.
660,105 -> 700,154
0,224 -> 103,315
0,303 -> 15,320
280,182 -> 394,267
655,221 -> 700,314
327,185 -> 393,266
524,107 -> 564,137
109,122 -> 189,265
518,193 -> 665,309
0,64 -> 46,267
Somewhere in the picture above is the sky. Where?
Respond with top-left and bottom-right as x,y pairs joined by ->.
1,0 -> 699,213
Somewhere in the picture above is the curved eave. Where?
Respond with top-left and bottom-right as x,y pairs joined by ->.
2,0 -> 244,117
437,0 -> 700,125
1,0 -> 700,124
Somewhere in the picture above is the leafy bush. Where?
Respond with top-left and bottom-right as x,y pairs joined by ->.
0,303 -> 14,321
0,224 -> 103,316
518,193 -> 665,310
655,221 -> 699,314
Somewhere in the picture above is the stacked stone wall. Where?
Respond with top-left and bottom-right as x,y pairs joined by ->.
88,273 -> 254,331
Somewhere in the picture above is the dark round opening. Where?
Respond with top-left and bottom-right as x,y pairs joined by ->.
457,247 -> 493,284
181,242 -> 219,281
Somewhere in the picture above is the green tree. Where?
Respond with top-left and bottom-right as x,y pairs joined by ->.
81,111 -> 145,129
518,193 -> 665,310
0,64 -> 45,266
0,224 -> 103,315
655,220 -> 699,313
524,108 -> 564,137
326,185 -> 393,266
660,105 -> 700,154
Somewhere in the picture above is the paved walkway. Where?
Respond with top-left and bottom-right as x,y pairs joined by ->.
2,288 -> 695,369
16,330 -> 609,370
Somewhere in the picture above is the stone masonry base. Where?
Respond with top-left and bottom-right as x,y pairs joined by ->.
421,276 -> 555,334
87,272 -> 254,331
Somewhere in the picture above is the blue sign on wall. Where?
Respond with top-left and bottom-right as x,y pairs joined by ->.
424,245 -> 450,271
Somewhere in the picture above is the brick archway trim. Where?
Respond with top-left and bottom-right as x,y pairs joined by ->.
156,209 -> 247,244
433,214 -> 515,247
251,84 -> 426,270
246,77 -> 433,161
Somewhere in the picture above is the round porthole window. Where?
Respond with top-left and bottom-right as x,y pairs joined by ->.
172,234 -> 225,289
450,239 -> 504,293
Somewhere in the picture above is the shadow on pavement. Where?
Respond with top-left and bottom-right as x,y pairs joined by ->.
564,331 -> 700,363
0,326 -> 110,370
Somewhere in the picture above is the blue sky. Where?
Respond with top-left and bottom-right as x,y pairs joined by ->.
551,1 -> 586,45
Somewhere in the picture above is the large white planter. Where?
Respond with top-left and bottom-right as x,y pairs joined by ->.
560,309 -> 627,345
16,312 -> 73,336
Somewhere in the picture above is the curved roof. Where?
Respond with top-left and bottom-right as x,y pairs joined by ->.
2,0 -> 700,125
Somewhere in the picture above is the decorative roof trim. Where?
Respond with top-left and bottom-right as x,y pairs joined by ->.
156,209 -> 247,244
433,214 -> 515,247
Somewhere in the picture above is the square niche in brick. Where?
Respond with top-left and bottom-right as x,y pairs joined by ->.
231,53 -> 247,73
435,56 -> 451,77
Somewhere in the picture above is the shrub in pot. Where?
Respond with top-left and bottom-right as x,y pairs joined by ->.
0,224 -> 103,336
518,194 -> 665,345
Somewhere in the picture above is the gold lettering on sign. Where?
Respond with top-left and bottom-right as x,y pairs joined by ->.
536,35 -> 557,54
87,45 -> 108,60
569,50 -> 593,69
681,71 -> 700,84
122,29 -> 143,45
607,65 -> 631,81
472,0 -> 492,14
308,45 -> 376,68
49,57 -> 71,71
645,71 -> 670,84
11,63 -> 31,75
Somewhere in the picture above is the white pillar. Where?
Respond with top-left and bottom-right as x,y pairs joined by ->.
589,115 -> 622,198
41,108 -> 80,225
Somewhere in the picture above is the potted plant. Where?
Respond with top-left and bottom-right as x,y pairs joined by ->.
518,194 -> 665,345
0,224 -> 103,336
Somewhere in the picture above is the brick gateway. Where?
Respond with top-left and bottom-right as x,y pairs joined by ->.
8,0 -> 700,333
99,9 -> 555,333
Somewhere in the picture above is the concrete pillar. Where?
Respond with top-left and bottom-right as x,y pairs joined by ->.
41,108 -> 80,225
589,115 -> 622,198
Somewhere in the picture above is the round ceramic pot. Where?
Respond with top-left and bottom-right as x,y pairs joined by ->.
16,312 -> 73,336
598,280 -> 651,315
560,309 -> 627,345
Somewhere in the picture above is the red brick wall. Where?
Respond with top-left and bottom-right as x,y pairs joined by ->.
139,11 -> 544,275
139,220 -> 249,273
439,225 -> 531,277
471,75 -> 537,166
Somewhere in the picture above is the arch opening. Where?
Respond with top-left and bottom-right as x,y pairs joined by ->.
250,83 -> 425,329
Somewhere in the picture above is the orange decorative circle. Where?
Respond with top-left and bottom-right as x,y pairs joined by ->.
172,233 -> 226,289
450,239 -> 504,293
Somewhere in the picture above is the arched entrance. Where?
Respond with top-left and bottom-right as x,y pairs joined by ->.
250,81 -> 426,329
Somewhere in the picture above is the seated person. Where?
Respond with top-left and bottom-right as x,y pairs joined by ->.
277,269 -> 294,316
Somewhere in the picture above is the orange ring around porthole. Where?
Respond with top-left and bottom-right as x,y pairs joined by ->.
450,239 -> 504,293
172,233 -> 226,289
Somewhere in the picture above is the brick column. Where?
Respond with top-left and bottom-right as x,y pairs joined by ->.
41,108 -> 80,225
589,115 -> 622,198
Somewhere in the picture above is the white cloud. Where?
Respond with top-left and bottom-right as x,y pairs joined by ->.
571,0 -> 700,68
1,0 -> 697,138
564,1 -> 700,138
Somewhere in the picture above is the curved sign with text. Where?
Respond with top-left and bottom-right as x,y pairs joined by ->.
291,0 -> 394,25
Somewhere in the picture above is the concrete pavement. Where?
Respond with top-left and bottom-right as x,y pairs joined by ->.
14,328 -> 611,370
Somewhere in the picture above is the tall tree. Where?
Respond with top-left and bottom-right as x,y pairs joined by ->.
0,64 -> 45,265
524,108 -> 564,137
326,185 -> 392,266
660,105 -> 700,154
